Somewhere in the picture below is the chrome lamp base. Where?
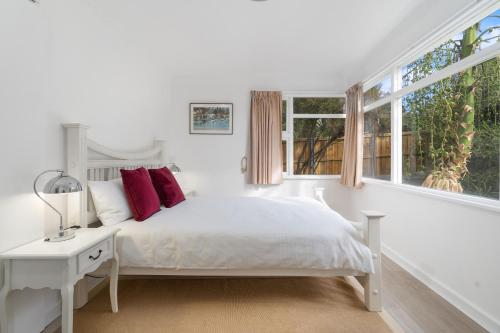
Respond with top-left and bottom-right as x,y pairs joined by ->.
46,229 -> 75,242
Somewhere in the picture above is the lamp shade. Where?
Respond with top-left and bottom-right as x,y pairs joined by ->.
42,174 -> 82,194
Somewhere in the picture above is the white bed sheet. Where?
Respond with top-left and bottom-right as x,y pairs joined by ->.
111,196 -> 374,273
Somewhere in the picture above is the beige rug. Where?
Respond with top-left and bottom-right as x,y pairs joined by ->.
72,277 -> 392,333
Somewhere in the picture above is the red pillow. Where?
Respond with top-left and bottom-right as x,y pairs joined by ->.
148,167 -> 185,208
120,167 -> 161,221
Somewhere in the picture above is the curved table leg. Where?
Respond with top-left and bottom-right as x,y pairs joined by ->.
110,250 -> 119,313
61,283 -> 74,333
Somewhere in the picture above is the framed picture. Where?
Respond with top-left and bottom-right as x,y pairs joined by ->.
189,103 -> 233,135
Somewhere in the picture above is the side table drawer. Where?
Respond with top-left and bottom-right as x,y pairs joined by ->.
77,238 -> 112,274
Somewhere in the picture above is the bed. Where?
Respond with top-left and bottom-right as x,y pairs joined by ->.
63,123 -> 384,312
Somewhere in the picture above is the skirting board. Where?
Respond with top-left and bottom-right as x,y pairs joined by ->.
382,244 -> 500,333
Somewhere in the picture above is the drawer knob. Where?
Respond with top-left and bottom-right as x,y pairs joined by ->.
89,249 -> 103,261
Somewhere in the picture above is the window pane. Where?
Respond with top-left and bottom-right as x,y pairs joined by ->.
293,118 -> 345,175
282,140 -> 287,172
293,97 -> 345,114
363,104 -> 391,180
282,100 -> 287,131
402,9 -> 499,87
402,57 -> 499,199
364,75 -> 392,106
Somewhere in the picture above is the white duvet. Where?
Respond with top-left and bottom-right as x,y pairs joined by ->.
112,196 -> 374,273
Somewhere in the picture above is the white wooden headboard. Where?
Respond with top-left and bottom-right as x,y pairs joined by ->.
63,123 -> 167,227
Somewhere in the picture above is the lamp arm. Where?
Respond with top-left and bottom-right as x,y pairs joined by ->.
33,170 -> 65,234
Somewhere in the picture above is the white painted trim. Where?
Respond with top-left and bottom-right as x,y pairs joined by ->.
382,244 -> 500,333
363,96 -> 392,112
363,73 -> 391,95
362,178 -> 500,213
87,139 -> 162,161
391,68 -> 402,185
284,175 -> 340,180
282,91 -> 345,98
88,159 -> 162,168
394,43 -> 500,99
292,114 -> 346,119
282,92 -> 347,178
108,267 -> 366,277
363,211 -> 384,311
286,95 -> 294,177
64,123 -> 88,227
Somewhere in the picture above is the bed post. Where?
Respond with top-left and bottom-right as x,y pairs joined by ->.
63,124 -> 90,309
361,210 -> 385,312
63,123 -> 89,228
314,187 -> 327,205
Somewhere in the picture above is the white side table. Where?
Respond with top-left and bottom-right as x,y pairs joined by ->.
0,228 -> 120,333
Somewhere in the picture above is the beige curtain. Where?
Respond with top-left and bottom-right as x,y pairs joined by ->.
251,91 -> 283,185
340,83 -> 364,188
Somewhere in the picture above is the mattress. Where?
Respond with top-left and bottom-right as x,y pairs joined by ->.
111,196 -> 374,273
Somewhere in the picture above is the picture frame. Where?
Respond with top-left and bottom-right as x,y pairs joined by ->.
189,103 -> 233,135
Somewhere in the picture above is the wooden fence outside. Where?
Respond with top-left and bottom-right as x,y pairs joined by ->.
283,132 -> 415,176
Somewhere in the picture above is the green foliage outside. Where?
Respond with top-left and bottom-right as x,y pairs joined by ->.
402,12 -> 499,199
289,11 -> 499,196
292,98 -> 345,174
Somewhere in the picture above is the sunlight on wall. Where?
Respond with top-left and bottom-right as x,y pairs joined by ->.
0,191 -> 81,252
0,193 -> 44,252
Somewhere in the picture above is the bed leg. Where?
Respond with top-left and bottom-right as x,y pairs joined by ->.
361,211 -> 385,312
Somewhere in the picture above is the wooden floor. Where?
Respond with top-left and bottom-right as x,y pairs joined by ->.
382,255 -> 487,333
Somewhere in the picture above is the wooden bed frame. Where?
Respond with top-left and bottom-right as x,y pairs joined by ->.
64,123 -> 384,312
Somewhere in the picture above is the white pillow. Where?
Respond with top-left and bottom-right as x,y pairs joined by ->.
88,178 -> 132,226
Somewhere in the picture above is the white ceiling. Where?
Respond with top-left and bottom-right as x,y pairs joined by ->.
53,0 -> 474,89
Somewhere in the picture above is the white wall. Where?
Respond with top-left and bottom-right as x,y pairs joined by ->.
168,73 -> 347,198
344,183 -> 500,332
0,2 -> 57,332
0,1 -> 171,332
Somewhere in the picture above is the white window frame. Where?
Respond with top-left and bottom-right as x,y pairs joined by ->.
282,91 -> 346,180
361,0 -> 500,212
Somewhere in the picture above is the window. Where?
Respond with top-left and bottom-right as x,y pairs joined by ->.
364,75 -> 392,106
363,103 -> 391,180
282,96 -> 346,176
362,5 -> 500,205
293,97 -> 345,114
282,100 -> 287,131
402,9 -> 499,87
402,57 -> 499,199
282,140 -> 287,173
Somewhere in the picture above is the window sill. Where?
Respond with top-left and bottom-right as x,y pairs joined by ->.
283,175 -> 340,181
362,177 -> 500,213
